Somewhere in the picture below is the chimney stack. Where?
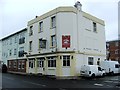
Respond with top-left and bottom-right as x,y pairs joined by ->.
74,1 -> 82,11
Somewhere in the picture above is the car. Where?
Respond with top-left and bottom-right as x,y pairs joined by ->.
2,64 -> 7,73
80,65 -> 105,78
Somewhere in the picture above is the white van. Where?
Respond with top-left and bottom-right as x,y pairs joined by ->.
80,65 -> 105,77
100,60 -> 120,75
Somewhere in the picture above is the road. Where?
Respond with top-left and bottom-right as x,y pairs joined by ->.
2,73 -> 120,90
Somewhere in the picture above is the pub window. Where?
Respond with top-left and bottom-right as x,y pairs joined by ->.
63,56 -> 70,66
48,57 -> 56,67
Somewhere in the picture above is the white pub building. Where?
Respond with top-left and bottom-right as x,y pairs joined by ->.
26,1 -> 106,78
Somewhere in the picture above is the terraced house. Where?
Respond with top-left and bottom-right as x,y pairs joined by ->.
2,28 -> 27,73
26,2 -> 106,78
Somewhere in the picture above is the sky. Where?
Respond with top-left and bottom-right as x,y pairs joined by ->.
0,0 -> 119,41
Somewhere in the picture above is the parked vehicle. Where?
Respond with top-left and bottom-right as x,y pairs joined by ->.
2,64 -> 7,73
100,60 -> 120,75
80,65 -> 105,77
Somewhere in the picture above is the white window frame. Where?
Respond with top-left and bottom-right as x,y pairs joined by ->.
48,57 -> 56,67
39,21 -> 43,32
29,41 -> 32,51
51,16 -> 56,28
39,39 -> 46,49
29,26 -> 33,36
93,22 -> 97,32
37,58 -> 44,67
63,56 -> 70,67
14,48 -> 17,55
51,35 -> 56,47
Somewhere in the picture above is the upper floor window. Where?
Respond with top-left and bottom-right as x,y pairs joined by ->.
29,41 -> 32,51
51,35 -> 56,47
19,37 -> 25,44
39,21 -> 43,32
39,39 -> 46,49
15,36 -> 17,43
88,57 -> 94,65
18,47 -> 24,57
93,22 -> 97,32
14,48 -> 17,55
9,49 -> 12,56
29,26 -> 33,36
51,16 -> 56,28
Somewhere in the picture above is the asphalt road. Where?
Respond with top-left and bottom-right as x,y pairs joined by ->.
1,73 -> 120,90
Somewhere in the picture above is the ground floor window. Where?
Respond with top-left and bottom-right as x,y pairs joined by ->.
13,61 -> 17,68
29,59 -> 35,68
18,62 -> 21,69
88,57 -> 94,65
48,57 -> 56,67
63,56 -> 70,66
22,61 -> 25,69
37,58 -> 44,67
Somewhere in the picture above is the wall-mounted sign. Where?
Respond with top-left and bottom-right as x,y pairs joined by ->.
62,35 -> 70,48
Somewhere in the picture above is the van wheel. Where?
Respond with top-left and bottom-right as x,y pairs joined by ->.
91,74 -> 95,78
111,71 -> 114,75
102,73 -> 105,77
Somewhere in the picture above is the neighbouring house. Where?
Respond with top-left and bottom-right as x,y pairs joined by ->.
2,28 -> 27,73
26,2 -> 106,77
106,40 -> 120,63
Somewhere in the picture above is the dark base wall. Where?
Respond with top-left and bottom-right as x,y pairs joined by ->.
7,59 -> 26,72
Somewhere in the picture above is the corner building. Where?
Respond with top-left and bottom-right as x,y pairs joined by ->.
26,5 -> 106,77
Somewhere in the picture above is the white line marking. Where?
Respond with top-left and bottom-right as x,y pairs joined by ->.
104,81 -> 113,83
59,88 -> 66,90
94,83 -> 103,86
22,80 -> 46,87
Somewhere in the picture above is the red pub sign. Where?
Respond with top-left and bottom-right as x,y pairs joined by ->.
62,35 -> 70,48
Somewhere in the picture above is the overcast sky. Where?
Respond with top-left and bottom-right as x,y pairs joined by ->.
0,0 -> 119,41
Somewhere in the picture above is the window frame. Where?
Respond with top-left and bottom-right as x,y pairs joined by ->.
29,41 -> 32,51
48,57 -> 56,67
63,56 -> 70,67
93,22 -> 97,32
51,16 -> 56,28
39,39 -> 46,49
51,35 -> 56,47
29,26 -> 33,36
39,21 -> 43,33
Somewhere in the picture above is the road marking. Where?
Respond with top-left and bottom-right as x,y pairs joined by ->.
110,79 -> 118,81
104,81 -> 113,83
106,85 -> 113,87
3,76 -> 14,80
94,83 -> 103,86
113,81 -> 119,83
59,88 -> 66,90
22,80 -> 46,87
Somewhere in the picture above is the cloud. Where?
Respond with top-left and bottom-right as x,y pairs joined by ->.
0,0 -> 119,41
